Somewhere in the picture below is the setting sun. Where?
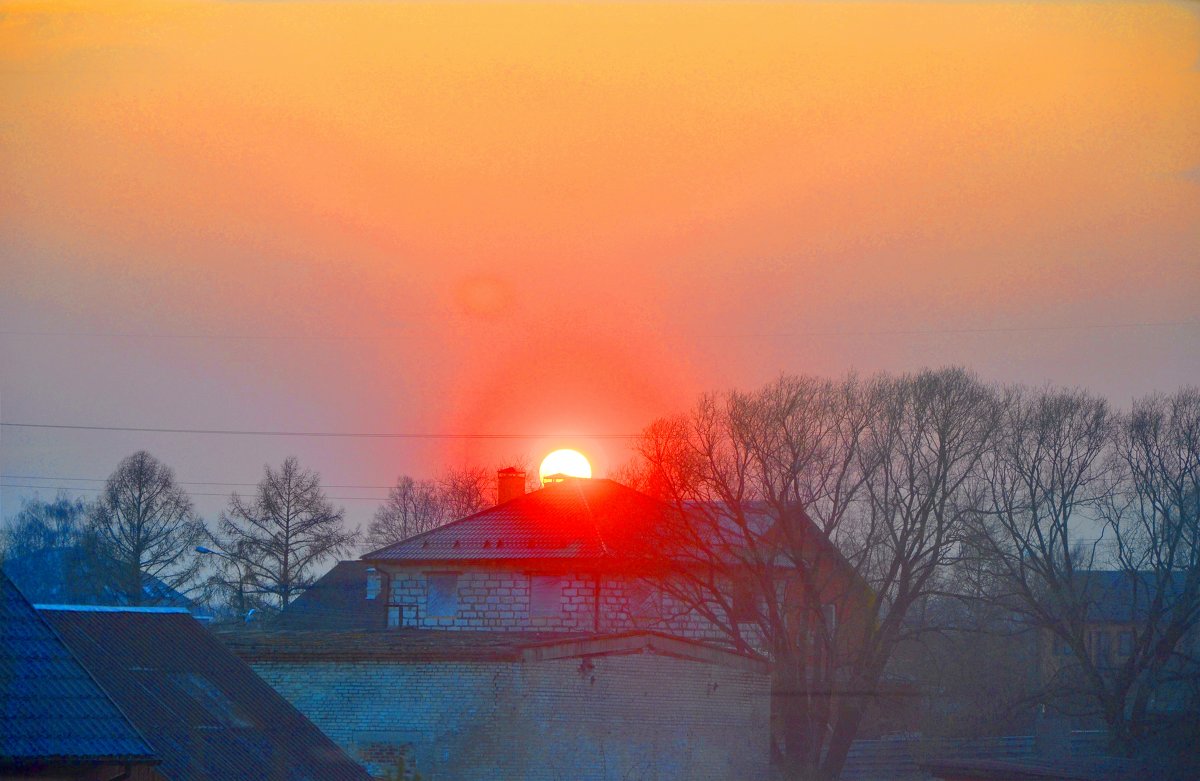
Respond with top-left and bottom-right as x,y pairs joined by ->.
539,449 -> 592,484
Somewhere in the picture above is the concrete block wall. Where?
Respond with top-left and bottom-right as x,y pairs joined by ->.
249,651 -> 770,781
385,566 -> 729,642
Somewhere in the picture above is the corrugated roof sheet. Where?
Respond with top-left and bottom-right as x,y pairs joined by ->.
40,606 -> 373,781
363,478 -> 671,562
0,571 -> 156,765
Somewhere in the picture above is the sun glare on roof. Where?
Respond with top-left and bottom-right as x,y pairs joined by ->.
539,449 -> 592,484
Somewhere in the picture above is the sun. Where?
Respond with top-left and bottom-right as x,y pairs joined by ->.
539,449 -> 592,484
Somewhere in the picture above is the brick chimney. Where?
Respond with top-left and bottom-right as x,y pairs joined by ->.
497,467 -> 526,505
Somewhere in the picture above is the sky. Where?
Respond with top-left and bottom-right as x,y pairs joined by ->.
1,1 -> 1198,538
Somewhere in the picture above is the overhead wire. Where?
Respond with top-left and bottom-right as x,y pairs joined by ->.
0,423 -> 639,439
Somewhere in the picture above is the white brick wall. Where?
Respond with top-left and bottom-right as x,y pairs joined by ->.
250,651 -> 771,781
384,565 -> 730,642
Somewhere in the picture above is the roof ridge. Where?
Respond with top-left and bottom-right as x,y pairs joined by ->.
360,495 -> 511,559
36,603 -> 192,614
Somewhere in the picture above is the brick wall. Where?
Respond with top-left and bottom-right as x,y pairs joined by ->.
384,566 -> 728,643
250,651 -> 770,781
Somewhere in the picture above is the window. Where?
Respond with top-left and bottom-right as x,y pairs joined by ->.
366,568 -> 382,600
530,575 -> 562,618
1118,631 -> 1133,657
171,673 -> 251,727
821,604 -> 837,637
426,573 -> 459,617
624,579 -> 662,622
1094,631 -> 1113,666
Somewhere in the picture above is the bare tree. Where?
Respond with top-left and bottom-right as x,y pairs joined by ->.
365,476 -> 446,549
970,387 -> 1116,715
216,456 -> 360,609
971,385 -> 1200,755
366,462 -> 525,550
437,464 -> 494,519
1104,388 -> 1200,749
89,451 -> 206,604
629,368 -> 999,780
0,494 -> 121,603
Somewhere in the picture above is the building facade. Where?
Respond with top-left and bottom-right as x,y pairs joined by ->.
223,630 -> 772,781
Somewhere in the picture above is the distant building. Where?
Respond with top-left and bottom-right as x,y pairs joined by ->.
295,476 -> 865,647
364,477 -> 717,635
4,547 -> 197,612
1,570 -> 159,780
1038,571 -> 1200,721
36,603 -> 372,781
245,473 -> 869,779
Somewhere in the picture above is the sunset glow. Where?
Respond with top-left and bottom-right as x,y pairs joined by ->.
539,450 -> 592,484
0,1 -> 1196,531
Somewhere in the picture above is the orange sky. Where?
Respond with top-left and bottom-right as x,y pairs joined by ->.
1,1 -> 1198,529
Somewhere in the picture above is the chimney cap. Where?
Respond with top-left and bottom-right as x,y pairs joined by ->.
497,466 -> 525,476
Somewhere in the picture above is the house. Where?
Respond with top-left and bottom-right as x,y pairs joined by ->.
238,474 -> 827,779
1038,571 -> 1200,718
0,570 -> 159,780
274,560 -> 389,631
360,476 -> 721,637
235,473 -> 875,779
330,474 -> 867,648
36,603 -> 373,781
4,547 -> 197,612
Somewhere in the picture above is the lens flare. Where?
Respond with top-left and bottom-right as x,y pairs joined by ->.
539,449 -> 592,484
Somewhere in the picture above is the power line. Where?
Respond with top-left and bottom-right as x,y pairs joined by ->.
1,474 -> 397,489
694,320 -> 1200,339
0,482 -> 388,502
0,330 -> 422,341
1,320 -> 1196,341
0,423 -> 639,440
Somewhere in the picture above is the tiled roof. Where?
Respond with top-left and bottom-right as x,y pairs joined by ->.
0,571 -> 156,765
40,606 -> 373,781
1074,570 -> 1188,624
363,478 -> 671,563
275,560 -> 389,630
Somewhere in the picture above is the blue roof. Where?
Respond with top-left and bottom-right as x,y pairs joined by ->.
40,605 -> 373,781
1076,570 -> 1189,623
0,571 -> 156,765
